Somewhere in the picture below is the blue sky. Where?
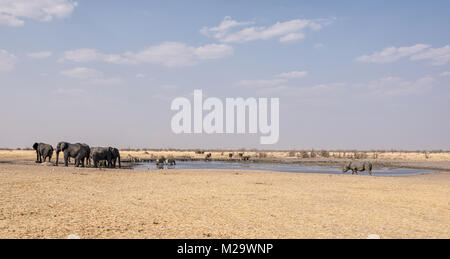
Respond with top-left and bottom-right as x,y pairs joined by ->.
0,0 -> 449,149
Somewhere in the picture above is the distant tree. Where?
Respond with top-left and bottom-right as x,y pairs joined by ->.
320,150 -> 330,158
310,149 -> 317,158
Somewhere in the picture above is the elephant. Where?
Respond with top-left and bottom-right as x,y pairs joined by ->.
156,157 -> 166,169
110,147 -> 121,168
342,161 -> 373,176
79,143 -> 90,166
90,147 -> 115,168
166,158 -> 176,166
32,143 -> 54,163
56,142 -> 91,167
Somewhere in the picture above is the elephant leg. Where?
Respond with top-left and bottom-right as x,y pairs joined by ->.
64,154 -> 69,167
75,157 -> 80,167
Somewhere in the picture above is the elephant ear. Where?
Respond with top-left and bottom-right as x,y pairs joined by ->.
33,143 -> 38,150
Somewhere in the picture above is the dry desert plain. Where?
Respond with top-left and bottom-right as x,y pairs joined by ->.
0,150 -> 449,239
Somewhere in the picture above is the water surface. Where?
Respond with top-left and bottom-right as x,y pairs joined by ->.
133,160 -> 433,176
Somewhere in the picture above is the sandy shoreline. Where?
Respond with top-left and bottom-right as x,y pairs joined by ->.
0,159 -> 449,239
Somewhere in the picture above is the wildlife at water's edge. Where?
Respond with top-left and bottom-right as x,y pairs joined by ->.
155,157 -> 176,169
56,142 -> 91,167
88,147 -> 121,168
33,143 -> 54,163
342,161 -> 373,176
167,158 -> 176,166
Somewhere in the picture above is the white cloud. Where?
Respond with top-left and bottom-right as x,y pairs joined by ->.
279,33 -> 305,43
200,16 -> 254,39
61,49 -> 102,62
61,48 -> 134,64
203,17 -> 332,44
194,44 -> 233,60
0,49 -> 17,71
360,76 -> 436,96
410,45 -> 450,65
28,51 -> 52,59
60,67 -> 102,79
355,44 -> 430,63
62,42 -> 234,68
127,42 -> 233,67
126,42 -> 197,67
0,0 -> 77,27
276,70 -> 308,79
440,71 -> 450,77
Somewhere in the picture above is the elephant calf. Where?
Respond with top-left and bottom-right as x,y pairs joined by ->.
342,161 -> 373,176
33,143 -> 54,163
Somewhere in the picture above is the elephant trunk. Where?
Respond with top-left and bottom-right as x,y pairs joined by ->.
56,150 -> 60,166
118,155 -> 121,168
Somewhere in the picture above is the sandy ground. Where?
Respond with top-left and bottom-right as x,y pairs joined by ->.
0,151 -> 449,239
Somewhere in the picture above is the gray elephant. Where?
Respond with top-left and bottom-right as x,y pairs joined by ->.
166,158 -> 176,167
56,142 -> 91,167
79,143 -> 90,166
90,147 -> 114,168
32,143 -> 54,163
156,157 -> 166,169
110,147 -> 121,168
342,161 -> 373,176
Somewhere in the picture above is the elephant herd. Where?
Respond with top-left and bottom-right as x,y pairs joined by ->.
32,142 -> 374,175
33,142 -> 121,168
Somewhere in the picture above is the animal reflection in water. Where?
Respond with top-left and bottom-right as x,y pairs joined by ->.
156,157 -> 176,169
